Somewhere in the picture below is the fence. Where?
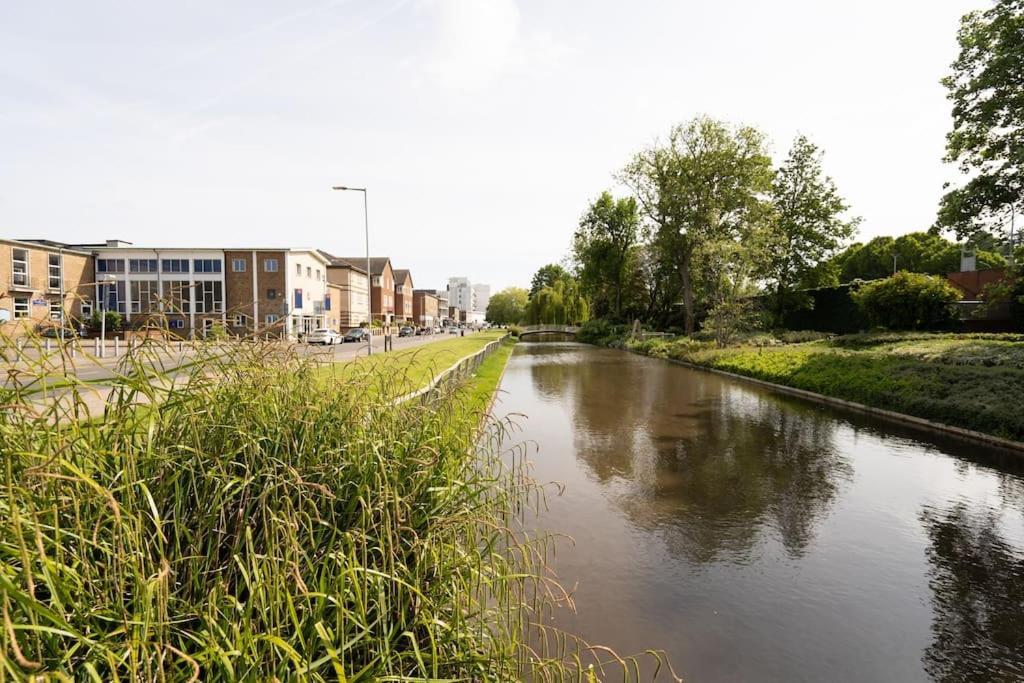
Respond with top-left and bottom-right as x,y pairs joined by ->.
393,334 -> 508,406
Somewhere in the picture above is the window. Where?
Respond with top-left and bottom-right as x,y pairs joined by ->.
163,280 -> 190,314
396,285 -> 403,294
264,258 -> 279,272
193,259 -> 222,273
100,282 -> 126,313
315,269 -> 321,281
296,263 -> 302,276
294,289 -> 303,309
194,281 -> 223,313
266,288 -> 277,300
49,300 -> 63,321
306,266 -> 312,279
233,314 -> 250,326
80,300 -> 93,318
168,319 -> 184,330
13,297 -> 29,318
129,259 -> 158,273
48,254 -> 61,290
162,259 -> 189,273
265,313 -> 280,324
232,258 -> 247,272
372,275 -> 382,286
12,249 -> 29,286
325,294 -> 331,311
130,280 -> 160,314
96,258 -> 125,273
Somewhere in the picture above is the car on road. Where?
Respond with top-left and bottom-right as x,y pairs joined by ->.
306,328 -> 341,345
343,328 -> 369,343
398,326 -> 415,338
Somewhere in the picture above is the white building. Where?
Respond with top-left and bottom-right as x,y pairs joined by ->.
447,277 -> 475,313
472,284 -> 490,314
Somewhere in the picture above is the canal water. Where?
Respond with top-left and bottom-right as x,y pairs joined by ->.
499,342 -> 1024,682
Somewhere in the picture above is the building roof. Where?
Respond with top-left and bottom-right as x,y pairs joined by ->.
5,238 -> 94,256
330,255 -> 391,276
393,268 -> 413,284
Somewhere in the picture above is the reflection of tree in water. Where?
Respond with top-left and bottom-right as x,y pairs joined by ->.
563,350 -> 852,562
920,503 -> 1024,682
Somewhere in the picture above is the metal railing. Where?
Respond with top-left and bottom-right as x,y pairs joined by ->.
393,334 -> 508,405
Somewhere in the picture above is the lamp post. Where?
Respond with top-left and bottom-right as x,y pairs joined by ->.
98,273 -> 117,358
332,185 -> 372,357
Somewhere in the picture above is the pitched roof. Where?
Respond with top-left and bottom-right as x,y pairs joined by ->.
330,255 -> 391,275
317,250 -> 374,274
393,268 -> 413,284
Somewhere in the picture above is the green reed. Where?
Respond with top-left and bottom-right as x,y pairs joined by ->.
0,330 -> 677,681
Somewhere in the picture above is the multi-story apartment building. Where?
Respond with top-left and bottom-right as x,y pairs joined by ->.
472,284 -> 491,314
223,248 -> 329,337
337,256 -> 394,324
447,277 -> 475,314
1,239 -> 94,336
393,269 -> 414,322
412,289 -> 439,327
318,252 -> 369,331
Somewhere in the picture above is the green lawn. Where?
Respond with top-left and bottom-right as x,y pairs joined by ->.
318,330 -> 507,398
625,332 -> 1024,442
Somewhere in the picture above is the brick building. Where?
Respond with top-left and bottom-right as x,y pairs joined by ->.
393,268 -> 414,322
1,239 -> 94,336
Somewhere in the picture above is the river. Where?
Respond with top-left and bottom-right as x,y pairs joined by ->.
498,341 -> 1024,682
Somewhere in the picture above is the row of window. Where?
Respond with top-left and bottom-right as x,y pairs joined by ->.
96,258 -> 226,274
11,249 -> 63,290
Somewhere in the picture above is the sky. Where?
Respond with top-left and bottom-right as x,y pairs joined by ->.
1,0 -> 978,291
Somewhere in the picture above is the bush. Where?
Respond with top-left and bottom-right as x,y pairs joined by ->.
776,329 -> 831,344
851,272 -> 961,330
87,310 -> 123,334
508,324 -> 524,338
576,318 -> 628,346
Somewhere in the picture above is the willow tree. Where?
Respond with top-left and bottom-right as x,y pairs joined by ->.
619,116 -> 773,334
527,278 -> 589,325
572,191 -> 640,320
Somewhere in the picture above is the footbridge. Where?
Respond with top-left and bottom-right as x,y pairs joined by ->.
519,324 -> 579,338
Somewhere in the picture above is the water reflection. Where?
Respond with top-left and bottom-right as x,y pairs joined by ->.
920,503 -> 1024,681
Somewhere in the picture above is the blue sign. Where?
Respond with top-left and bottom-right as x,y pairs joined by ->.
32,299 -> 48,306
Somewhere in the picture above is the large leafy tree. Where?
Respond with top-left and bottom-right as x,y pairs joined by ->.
572,191 -> 640,320
936,0 -> 1023,249
834,231 -> 1006,281
526,278 -> 590,325
620,116 -> 773,334
764,136 -> 858,321
485,287 -> 529,325
529,263 -> 571,297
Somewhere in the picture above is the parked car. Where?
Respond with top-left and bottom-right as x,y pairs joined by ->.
306,328 -> 341,345
398,326 -> 415,338
343,328 -> 369,343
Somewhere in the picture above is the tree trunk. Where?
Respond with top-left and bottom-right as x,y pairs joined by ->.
680,248 -> 695,335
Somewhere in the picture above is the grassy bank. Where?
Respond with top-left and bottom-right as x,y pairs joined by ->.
618,332 -> 1024,442
0,334 -> 652,680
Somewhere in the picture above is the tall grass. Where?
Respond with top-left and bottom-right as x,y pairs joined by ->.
1,331 -> 675,681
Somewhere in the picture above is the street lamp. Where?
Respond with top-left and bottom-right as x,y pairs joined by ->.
332,185 -> 372,357
98,273 -> 117,358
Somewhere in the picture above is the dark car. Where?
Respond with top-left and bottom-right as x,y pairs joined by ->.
398,326 -> 415,338
343,328 -> 369,342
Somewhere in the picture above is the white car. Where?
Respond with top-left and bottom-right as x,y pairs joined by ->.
306,328 -> 341,345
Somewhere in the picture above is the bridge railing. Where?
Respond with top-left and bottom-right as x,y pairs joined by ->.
520,325 -> 579,334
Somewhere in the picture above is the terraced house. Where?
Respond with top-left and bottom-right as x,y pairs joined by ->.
0,238 -> 94,336
318,252 -> 370,331
393,268 -> 414,322
336,256 -> 395,324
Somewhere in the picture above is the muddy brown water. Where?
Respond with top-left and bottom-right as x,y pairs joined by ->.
498,342 -> 1024,682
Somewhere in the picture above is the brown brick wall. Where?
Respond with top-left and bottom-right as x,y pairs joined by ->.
0,242 -> 94,337
224,250 -> 288,335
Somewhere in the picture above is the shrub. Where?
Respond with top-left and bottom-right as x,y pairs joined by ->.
508,324 -> 524,338
851,272 -> 961,330
87,310 -> 123,334
576,319 -> 615,344
776,329 -> 831,344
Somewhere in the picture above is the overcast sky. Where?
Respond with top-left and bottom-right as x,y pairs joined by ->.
1,0 -> 977,291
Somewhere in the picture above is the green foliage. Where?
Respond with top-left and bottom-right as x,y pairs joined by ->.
702,299 -> 766,348
486,286 -> 529,325
764,135 -> 858,321
619,115 -> 774,333
852,272 -> 962,330
575,319 -> 619,345
527,277 -> 590,325
508,324 -> 524,338
776,329 -> 832,344
529,263 -> 571,297
88,310 -> 123,333
937,0 -> 1024,242
573,191 -> 640,319
834,232 -> 1006,282
626,334 -> 1024,441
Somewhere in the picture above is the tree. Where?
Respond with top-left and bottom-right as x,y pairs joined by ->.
485,287 -> 529,325
834,232 -> 1006,281
936,0 -> 1023,249
620,116 -> 773,334
529,264 -> 571,297
764,136 -> 858,322
851,271 -> 962,330
572,191 -> 640,320
526,278 -> 590,325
